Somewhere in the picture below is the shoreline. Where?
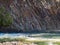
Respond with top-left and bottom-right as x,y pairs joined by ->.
26,37 -> 60,42
0,33 -> 60,42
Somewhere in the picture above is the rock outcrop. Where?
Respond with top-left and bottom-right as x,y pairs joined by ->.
0,0 -> 60,33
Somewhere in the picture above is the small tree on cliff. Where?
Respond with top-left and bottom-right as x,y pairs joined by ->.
0,7 -> 13,27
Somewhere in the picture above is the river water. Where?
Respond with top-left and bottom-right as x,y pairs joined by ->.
0,33 -> 60,39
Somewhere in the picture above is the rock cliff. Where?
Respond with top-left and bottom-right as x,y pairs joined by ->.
0,0 -> 60,33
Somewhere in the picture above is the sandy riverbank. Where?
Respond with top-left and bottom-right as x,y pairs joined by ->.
26,37 -> 60,42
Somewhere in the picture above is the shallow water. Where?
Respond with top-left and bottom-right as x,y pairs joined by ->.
0,33 -> 60,38
0,33 -> 30,38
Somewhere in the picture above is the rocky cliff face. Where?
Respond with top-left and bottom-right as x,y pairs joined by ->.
0,0 -> 60,33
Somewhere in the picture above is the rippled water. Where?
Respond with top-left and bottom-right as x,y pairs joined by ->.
0,33 -> 29,38
0,33 -> 60,38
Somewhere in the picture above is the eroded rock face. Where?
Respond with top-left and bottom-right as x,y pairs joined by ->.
0,0 -> 60,33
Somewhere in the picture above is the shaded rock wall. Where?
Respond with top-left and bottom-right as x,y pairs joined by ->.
0,0 -> 60,33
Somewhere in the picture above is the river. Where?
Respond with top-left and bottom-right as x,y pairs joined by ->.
0,33 -> 60,39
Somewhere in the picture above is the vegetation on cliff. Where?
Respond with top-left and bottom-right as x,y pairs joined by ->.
0,7 -> 13,27
0,0 -> 60,32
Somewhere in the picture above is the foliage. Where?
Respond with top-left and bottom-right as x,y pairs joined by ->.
35,42 -> 48,45
53,42 -> 60,45
0,7 -> 13,27
0,38 -> 12,42
0,38 -> 25,42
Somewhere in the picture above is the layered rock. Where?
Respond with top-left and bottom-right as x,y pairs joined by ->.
0,0 -> 60,33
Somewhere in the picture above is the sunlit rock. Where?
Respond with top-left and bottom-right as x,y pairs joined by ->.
56,0 -> 60,2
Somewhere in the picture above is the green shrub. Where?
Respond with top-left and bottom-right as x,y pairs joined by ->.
0,7 -> 13,27
35,42 -> 48,45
